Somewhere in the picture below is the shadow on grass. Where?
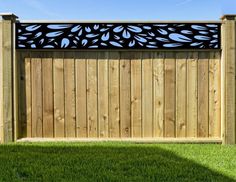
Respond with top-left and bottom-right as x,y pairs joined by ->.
0,143 -> 234,181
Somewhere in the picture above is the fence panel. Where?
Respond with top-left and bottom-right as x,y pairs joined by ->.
16,50 -> 221,139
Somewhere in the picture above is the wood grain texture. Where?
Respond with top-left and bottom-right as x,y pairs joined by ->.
176,52 -> 187,137
164,52 -> 176,137
64,55 -> 76,137
198,52 -> 209,137
131,52 -> 142,138
187,52 -> 198,137
42,55 -> 54,138
31,56 -> 43,137
209,52 -> 221,138
120,52 -> 131,138
97,52 -> 109,138
53,52 -> 65,137
108,52 -> 120,137
142,52 -> 153,137
87,52 -> 98,138
25,56 -> 32,138
75,52 -> 87,137
153,52 -> 164,137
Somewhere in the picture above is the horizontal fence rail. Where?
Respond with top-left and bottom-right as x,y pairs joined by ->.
16,23 -> 221,49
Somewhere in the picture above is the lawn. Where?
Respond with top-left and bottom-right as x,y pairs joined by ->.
0,142 -> 235,182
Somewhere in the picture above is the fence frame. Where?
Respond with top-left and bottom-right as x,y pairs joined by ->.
0,13 -> 235,144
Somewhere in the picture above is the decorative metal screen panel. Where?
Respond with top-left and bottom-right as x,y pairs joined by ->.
16,23 -> 221,49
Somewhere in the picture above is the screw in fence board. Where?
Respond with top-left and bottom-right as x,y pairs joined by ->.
221,15 -> 236,144
0,13 -> 18,143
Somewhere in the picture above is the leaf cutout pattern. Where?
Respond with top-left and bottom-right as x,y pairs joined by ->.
16,23 -> 220,49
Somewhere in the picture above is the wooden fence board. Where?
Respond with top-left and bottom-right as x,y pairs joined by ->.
153,52 -> 164,137
87,53 -> 98,138
42,54 -> 54,138
108,52 -> 120,137
53,52 -> 65,137
142,52 -> 153,137
75,52 -> 87,137
97,52 -> 109,138
164,52 -> 176,137
198,52 -> 209,137
120,52 -> 131,138
64,55 -> 76,137
176,52 -> 187,137
131,52 -> 142,138
31,56 -> 43,137
187,52 -> 198,137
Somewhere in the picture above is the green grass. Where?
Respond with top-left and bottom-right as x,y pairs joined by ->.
0,142 -> 235,181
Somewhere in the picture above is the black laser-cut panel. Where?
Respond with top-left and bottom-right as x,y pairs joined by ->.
15,23 -> 221,49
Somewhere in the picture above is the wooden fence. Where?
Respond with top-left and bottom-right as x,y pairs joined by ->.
0,13 -> 235,144
16,51 -> 221,139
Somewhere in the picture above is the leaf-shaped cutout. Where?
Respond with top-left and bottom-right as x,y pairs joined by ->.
113,26 -> 123,33
73,40 -> 78,45
191,25 -> 207,30
43,45 -> 54,48
168,27 -> 175,31
157,28 -> 168,35
61,38 -> 70,48
47,24 -> 71,29
181,30 -> 192,34
89,45 -> 99,48
210,39 -> 218,43
82,39 -> 88,46
114,35 -> 120,40
146,45 -> 157,48
213,34 -> 218,38
39,39 -> 44,44
122,29 -> 131,39
101,32 -> 110,41
92,39 -> 98,43
78,29 -> 83,36
206,24 -> 218,28
190,42 -> 203,46
27,40 -> 34,43
18,36 -> 27,40
46,31 -> 63,38
134,35 -> 147,43
71,25 -> 81,32
163,43 -> 183,47
169,33 -> 192,42
128,40 -> 135,47
148,32 -> 155,36
149,42 -> 156,45
109,41 -> 122,47
18,44 -> 25,48
156,37 -> 169,42
153,24 -> 168,27
85,27 -> 91,32
86,34 -> 99,38
127,26 -> 142,33
138,42 -> 143,46
143,26 -> 151,30
26,25 -> 41,31
35,32 -> 42,38
22,33 -> 32,35
210,30 -> 217,33
194,35 -> 210,40
101,42 -> 107,46
100,28 -> 109,32
94,24 -> 99,30
199,31 -> 209,35
31,44 -> 36,48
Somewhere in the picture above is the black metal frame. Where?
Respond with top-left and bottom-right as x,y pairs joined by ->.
15,22 -> 221,49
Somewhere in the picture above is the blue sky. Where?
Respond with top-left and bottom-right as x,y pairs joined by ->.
0,0 -> 236,21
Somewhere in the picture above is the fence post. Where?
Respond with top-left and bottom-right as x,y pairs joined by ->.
221,15 -> 236,144
0,13 -> 18,143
